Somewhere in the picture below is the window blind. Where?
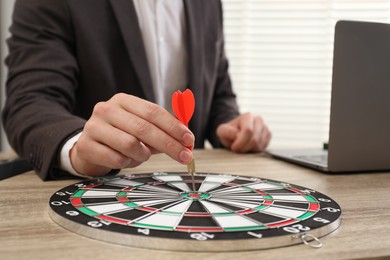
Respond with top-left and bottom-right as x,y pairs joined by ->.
222,0 -> 390,149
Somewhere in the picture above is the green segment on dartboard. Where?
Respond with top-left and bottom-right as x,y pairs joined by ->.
73,190 -> 86,197
305,195 -> 317,203
124,201 -> 140,208
132,222 -> 173,231
117,191 -> 127,197
224,225 -> 267,232
298,211 -> 315,220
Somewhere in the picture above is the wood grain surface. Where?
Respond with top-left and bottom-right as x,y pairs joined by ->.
1,149 -> 389,260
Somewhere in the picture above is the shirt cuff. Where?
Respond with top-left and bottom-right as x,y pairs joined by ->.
59,132 -> 91,178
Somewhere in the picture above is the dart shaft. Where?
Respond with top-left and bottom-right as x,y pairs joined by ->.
187,158 -> 196,191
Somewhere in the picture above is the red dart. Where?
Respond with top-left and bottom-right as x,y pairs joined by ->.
172,89 -> 197,191
172,89 -> 195,128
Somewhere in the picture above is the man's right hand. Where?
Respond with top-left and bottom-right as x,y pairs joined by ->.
69,93 -> 195,177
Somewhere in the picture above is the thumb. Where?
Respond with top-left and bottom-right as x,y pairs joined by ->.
217,123 -> 238,148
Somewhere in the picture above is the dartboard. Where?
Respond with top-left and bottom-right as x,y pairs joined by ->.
49,172 -> 341,251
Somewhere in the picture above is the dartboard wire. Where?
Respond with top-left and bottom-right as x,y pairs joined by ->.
127,190 -> 179,200
71,199 -> 138,218
208,195 -> 317,216
215,184 -> 319,206
207,182 -> 260,195
208,179 -> 285,195
114,199 -> 192,227
48,175 -> 342,251
211,194 -> 266,201
206,184 -> 274,215
252,195 -> 320,221
70,186 -> 179,205
254,206 -> 313,222
126,198 -> 183,208
197,174 -> 237,192
99,179 -> 145,189
128,199 -> 193,230
171,199 -> 194,231
198,200 -> 267,231
150,174 -> 195,192
206,191 -> 320,225
200,197 -> 316,231
207,182 -> 291,196
77,198 -> 191,228
209,185 -> 270,207
211,184 -> 279,195
71,188 -> 182,217
207,197 -> 263,210
75,177 -> 316,225
77,187 -> 124,193
126,192 -> 180,199
270,198 -> 317,205
79,176 -> 319,221
128,188 -> 271,232
134,183 -> 181,194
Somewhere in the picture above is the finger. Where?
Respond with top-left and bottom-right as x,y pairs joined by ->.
258,124 -> 272,150
231,113 -> 255,152
73,135 -> 132,176
99,101 -> 193,164
216,123 -> 238,148
113,94 -> 195,147
246,116 -> 267,152
83,118 -> 151,163
236,116 -> 264,153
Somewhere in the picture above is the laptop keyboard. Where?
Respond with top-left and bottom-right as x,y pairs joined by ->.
293,154 -> 328,165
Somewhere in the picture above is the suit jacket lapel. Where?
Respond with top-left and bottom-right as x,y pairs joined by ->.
184,0 -> 204,132
109,0 -> 156,102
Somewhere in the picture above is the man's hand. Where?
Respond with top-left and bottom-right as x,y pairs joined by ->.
70,93 -> 195,177
216,112 -> 271,153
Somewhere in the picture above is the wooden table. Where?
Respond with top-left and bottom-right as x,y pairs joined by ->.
1,149 -> 389,260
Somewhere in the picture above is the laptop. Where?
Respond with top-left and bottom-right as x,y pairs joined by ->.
267,20 -> 390,173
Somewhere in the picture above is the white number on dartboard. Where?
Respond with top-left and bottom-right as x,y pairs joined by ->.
87,220 -> 111,228
283,224 -> 311,233
313,217 -> 330,224
66,211 -> 79,216
247,231 -> 263,238
322,207 -> 341,213
55,191 -> 73,196
138,228 -> 150,236
190,232 -> 215,240
50,200 -> 70,206
318,198 -> 331,202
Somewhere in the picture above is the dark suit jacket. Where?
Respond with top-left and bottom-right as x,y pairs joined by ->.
2,0 -> 240,180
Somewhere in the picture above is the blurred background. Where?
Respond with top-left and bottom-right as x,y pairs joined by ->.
1,0 -> 390,152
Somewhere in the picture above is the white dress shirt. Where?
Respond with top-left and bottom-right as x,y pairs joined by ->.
60,0 -> 188,176
133,0 -> 188,109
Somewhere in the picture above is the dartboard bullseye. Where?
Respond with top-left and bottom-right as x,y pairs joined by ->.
49,172 -> 341,251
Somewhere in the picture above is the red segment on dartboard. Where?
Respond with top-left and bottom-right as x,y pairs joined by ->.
176,226 -> 224,232
267,219 -> 296,228
117,197 -> 129,202
189,193 -> 201,199
309,203 -> 320,211
236,209 -> 256,215
71,197 -> 82,207
98,215 -> 129,225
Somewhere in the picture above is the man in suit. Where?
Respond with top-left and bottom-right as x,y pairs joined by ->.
2,0 -> 271,180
